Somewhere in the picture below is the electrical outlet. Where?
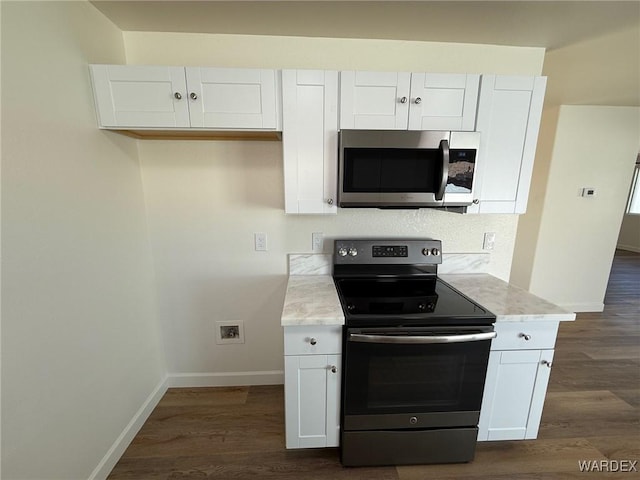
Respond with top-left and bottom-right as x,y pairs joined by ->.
312,232 -> 324,252
483,232 -> 496,251
215,321 -> 245,344
254,232 -> 267,251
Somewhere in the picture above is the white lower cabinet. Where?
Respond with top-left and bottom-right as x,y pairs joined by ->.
284,325 -> 341,448
478,321 -> 558,441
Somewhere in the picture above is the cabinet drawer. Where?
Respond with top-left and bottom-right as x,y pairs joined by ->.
284,325 -> 342,355
491,321 -> 559,351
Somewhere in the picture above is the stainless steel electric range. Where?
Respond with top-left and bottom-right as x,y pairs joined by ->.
333,239 -> 496,467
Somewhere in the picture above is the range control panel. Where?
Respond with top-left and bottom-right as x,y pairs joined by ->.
334,239 -> 442,265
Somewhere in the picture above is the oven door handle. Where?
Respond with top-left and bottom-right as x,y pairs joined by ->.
348,331 -> 497,344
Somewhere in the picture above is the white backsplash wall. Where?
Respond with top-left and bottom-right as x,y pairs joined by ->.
139,140 -> 519,378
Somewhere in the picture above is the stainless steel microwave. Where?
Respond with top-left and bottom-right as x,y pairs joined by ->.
338,130 -> 480,208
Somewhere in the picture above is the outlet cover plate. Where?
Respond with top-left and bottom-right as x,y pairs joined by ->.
215,321 -> 245,344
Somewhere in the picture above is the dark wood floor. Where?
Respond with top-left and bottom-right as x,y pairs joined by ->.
108,251 -> 640,479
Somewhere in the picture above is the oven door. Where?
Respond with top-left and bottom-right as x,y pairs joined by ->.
342,325 -> 495,431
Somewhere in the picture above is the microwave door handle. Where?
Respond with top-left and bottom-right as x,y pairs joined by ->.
349,331 -> 496,344
436,139 -> 449,201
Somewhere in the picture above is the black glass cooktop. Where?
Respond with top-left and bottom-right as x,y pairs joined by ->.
334,277 -> 495,326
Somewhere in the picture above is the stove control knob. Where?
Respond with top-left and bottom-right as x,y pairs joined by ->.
431,247 -> 440,256
338,247 -> 348,257
422,248 -> 431,256
348,248 -> 358,257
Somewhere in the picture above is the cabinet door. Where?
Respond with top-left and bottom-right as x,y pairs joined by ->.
408,73 -> 479,131
340,71 -> 411,130
89,65 -> 189,128
478,349 -> 554,441
185,67 -> 280,129
282,70 -> 338,214
284,354 -> 341,448
468,75 -> 547,214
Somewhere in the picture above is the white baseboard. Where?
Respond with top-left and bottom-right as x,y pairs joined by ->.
559,302 -> 605,313
89,375 -> 169,480
167,370 -> 284,388
617,244 -> 640,253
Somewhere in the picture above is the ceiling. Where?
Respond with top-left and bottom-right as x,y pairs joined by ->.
91,1 -> 639,51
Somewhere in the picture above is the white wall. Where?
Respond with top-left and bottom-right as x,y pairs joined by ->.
618,213 -> 640,252
1,2 -> 165,478
127,32 -> 545,379
543,24 -> 640,107
513,106 -> 640,312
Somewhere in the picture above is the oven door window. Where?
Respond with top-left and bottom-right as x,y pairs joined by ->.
344,329 -> 491,415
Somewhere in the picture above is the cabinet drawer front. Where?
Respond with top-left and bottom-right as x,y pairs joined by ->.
491,322 -> 559,350
284,325 -> 342,355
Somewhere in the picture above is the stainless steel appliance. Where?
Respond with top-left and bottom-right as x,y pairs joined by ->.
338,130 -> 480,209
333,239 -> 496,467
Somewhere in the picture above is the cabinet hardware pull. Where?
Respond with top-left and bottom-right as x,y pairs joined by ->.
309,338 -> 317,346
190,92 -> 198,100
400,96 -> 408,104
472,199 -> 480,204
542,360 -> 553,368
174,92 -> 182,100
327,198 -> 334,205
519,333 -> 532,341
414,97 -> 422,104
330,365 -> 337,373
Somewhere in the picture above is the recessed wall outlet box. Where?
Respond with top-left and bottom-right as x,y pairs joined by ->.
483,232 -> 496,251
312,232 -> 324,252
254,232 -> 267,251
581,187 -> 596,197
215,321 -> 245,344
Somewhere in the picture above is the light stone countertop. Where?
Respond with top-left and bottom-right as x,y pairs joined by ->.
280,272 -> 575,327
281,275 -> 345,326
439,274 -> 576,322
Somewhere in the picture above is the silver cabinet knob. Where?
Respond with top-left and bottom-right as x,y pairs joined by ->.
309,337 -> 317,346
414,97 -> 422,104
542,360 -> 553,368
472,199 -> 480,204
400,96 -> 408,104
174,92 -> 182,100
330,365 -> 337,373
327,198 -> 334,205
519,333 -> 532,341
190,92 -> 198,100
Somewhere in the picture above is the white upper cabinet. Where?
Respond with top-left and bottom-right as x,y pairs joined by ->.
340,71 -> 479,131
90,65 -> 190,128
185,67 -> 279,129
89,65 -> 281,131
339,71 -> 411,129
282,70 -> 338,214
467,75 -> 547,214
408,73 -> 480,131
